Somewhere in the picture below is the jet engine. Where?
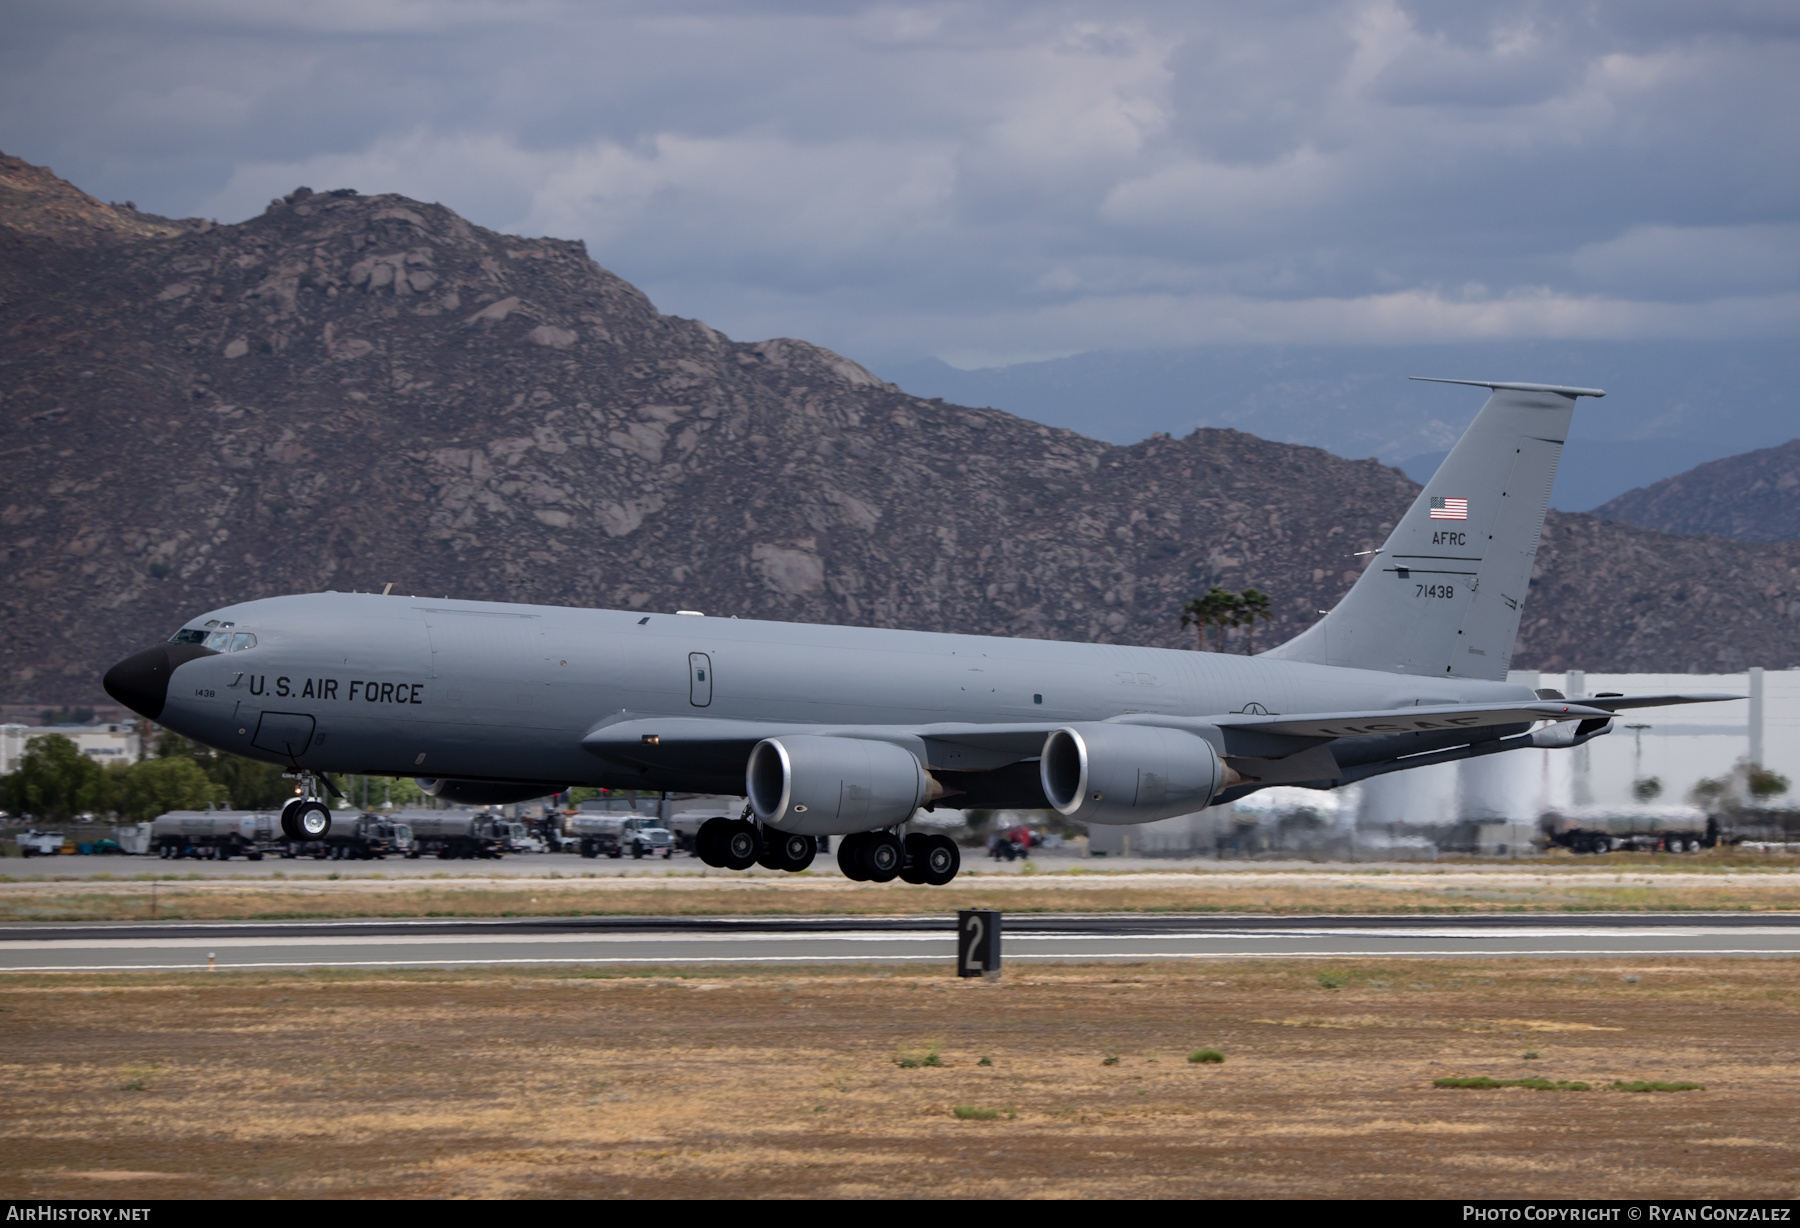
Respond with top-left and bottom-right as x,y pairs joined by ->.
1040,723 -> 1225,825
416,778 -> 567,806
747,735 -> 928,835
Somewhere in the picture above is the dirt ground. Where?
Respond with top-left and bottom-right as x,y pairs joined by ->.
2,958 -> 1796,1199
4,861 -> 1800,922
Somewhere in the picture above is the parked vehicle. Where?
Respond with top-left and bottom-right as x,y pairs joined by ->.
394,810 -> 510,859
284,814 -> 415,860
988,825 -> 1037,861
567,814 -> 675,858
619,817 -> 675,859
15,830 -> 66,857
1540,806 -> 1715,854
153,811 -> 279,860
114,823 -> 152,856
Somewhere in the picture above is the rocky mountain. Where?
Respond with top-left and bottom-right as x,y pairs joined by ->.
3,152 -> 1800,705
1594,439 -> 1800,543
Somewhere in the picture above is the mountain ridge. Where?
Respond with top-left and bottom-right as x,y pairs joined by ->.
3,152 -> 1799,706
1594,439 -> 1800,543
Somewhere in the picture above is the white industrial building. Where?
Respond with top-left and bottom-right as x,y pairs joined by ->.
1085,669 -> 1793,858
0,723 -> 144,776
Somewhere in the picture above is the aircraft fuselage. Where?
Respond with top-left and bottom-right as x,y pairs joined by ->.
116,590 -> 1535,798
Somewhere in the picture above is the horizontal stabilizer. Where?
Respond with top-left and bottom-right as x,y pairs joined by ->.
1408,376 -> 1606,398
1559,693 -> 1742,712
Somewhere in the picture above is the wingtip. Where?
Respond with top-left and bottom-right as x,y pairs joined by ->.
1410,376 -> 1606,399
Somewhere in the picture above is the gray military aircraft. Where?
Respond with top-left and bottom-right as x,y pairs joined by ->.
104,378 -> 1732,885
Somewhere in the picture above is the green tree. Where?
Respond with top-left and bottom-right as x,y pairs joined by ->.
115,756 -> 228,820
1180,587 -> 1242,651
344,774 -> 424,810
1749,767 -> 1790,799
0,734 -> 102,821
1632,777 -> 1663,802
152,730 -> 289,809
1689,776 -> 1730,809
1235,588 -> 1274,654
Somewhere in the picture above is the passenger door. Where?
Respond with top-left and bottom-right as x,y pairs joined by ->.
688,652 -> 713,707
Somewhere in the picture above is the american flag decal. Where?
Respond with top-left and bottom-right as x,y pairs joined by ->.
1429,496 -> 1469,520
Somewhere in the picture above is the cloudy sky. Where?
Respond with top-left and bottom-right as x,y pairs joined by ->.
4,0 -> 1798,368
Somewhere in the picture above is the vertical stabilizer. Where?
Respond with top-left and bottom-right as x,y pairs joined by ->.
1263,379 -> 1603,680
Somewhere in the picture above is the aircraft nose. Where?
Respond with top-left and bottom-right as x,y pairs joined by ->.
103,643 -> 218,721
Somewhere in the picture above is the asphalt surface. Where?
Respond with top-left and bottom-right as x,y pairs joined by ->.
2,913 -> 1797,972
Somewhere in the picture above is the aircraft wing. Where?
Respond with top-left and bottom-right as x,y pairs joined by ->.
582,700 -> 1620,774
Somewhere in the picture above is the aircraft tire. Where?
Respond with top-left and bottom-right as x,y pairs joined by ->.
279,798 -> 305,841
768,831 -> 816,873
920,834 -> 960,886
697,817 -> 731,867
837,833 -> 871,881
862,832 -> 903,883
721,819 -> 760,871
292,801 -> 331,841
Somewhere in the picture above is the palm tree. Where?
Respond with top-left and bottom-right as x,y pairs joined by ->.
1180,587 -> 1241,651
1236,588 -> 1273,654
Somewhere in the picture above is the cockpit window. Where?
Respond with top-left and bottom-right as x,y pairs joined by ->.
229,632 -> 256,652
169,629 -> 208,644
206,631 -> 232,651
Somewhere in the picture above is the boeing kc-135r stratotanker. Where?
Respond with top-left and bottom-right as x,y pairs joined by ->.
103,378 -> 1733,885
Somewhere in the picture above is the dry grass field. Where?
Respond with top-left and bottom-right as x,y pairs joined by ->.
3,860 -> 1800,923
2,958 -> 1796,1199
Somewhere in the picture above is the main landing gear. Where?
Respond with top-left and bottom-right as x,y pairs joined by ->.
694,817 -> 960,885
838,831 -> 960,885
279,772 -> 333,842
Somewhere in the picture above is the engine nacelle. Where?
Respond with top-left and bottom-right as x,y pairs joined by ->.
747,735 -> 928,835
1039,723 -> 1225,825
416,778 -> 565,806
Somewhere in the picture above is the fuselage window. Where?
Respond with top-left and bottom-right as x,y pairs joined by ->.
230,632 -> 256,652
169,629 -> 207,645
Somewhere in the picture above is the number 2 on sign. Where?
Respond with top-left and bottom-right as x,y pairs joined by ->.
1416,583 -> 1455,599
962,914 -> 985,973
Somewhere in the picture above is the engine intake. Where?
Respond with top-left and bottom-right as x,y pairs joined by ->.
1040,723 -> 1225,825
747,735 -> 928,835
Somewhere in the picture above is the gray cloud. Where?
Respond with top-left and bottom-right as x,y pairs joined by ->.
2,0 -> 1796,365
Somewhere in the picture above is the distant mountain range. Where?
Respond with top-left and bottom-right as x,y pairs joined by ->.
1593,439 -> 1800,543
882,343 -> 1799,512
3,150 -> 1800,708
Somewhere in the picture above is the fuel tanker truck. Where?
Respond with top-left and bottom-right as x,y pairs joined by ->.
391,809 -> 513,859
280,813 -> 415,861
1539,805 -> 1716,854
152,811 -> 279,860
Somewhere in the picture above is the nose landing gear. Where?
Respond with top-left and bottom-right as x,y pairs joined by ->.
279,772 -> 334,842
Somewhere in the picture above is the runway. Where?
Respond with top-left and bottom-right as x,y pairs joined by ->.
2,912 -> 1797,972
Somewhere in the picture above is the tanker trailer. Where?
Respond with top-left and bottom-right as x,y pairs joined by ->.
394,810 -> 507,859
1539,805 -> 1715,854
152,811 -> 279,860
